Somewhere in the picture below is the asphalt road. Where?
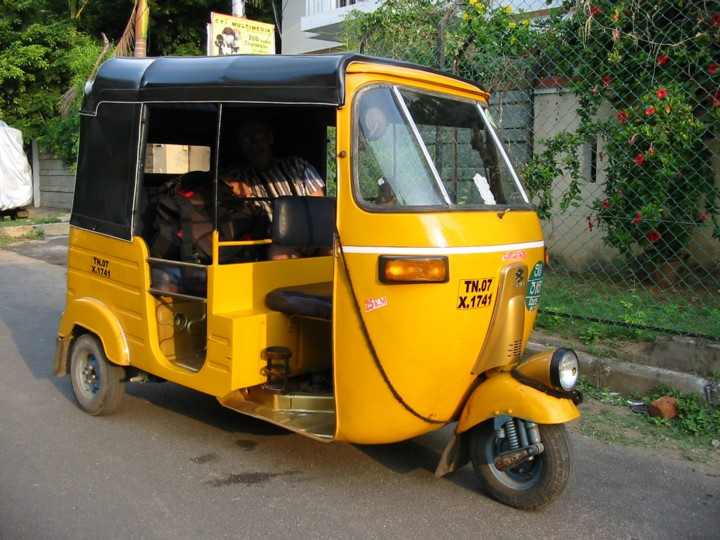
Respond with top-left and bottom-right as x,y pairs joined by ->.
1,241 -> 718,539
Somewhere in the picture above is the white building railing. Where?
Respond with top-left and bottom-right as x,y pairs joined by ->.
305,0 -> 365,17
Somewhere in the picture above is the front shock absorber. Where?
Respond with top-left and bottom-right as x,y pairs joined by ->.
504,418 -> 521,450
493,418 -> 545,471
525,420 -> 540,445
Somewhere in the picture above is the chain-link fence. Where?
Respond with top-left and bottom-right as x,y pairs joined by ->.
343,0 -> 720,342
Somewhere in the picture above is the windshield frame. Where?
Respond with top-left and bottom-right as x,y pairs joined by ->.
352,83 -> 532,213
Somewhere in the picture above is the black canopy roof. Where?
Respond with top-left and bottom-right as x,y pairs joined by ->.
81,53 -> 483,114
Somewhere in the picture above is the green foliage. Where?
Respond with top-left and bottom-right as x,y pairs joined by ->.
0,0 -> 282,165
645,385 -> 720,440
576,382 -> 719,462
0,1 -> 77,141
526,0 -> 720,263
41,34 -> 109,166
522,131 -> 585,219
343,0 -> 553,90
343,0 -> 720,267
344,0 -> 449,67
455,1 -> 549,88
144,0 -> 239,56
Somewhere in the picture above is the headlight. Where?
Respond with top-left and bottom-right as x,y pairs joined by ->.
550,348 -> 579,391
513,348 -> 580,395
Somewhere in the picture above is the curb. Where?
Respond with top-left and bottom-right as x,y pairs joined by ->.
0,220 -> 69,238
526,341 -> 718,404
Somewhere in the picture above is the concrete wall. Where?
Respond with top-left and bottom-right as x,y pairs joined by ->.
36,153 -> 74,210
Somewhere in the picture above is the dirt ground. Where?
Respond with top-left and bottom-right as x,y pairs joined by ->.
573,396 -> 720,469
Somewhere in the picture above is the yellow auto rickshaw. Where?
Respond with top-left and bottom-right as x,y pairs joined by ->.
54,53 -> 581,509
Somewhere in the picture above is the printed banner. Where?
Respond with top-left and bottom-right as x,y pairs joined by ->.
209,12 -> 275,56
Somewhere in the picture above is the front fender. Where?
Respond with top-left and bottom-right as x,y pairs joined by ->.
54,297 -> 130,376
456,371 -> 580,434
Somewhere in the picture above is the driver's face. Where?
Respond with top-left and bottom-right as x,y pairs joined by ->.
238,123 -> 273,170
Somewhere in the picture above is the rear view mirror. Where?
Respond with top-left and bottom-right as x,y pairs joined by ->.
360,106 -> 388,141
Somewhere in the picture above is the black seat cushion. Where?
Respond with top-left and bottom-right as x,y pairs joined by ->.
272,196 -> 336,248
266,282 -> 333,319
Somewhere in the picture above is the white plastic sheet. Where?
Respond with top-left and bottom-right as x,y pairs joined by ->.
0,120 -> 33,211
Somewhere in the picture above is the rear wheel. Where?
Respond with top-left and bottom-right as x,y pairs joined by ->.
469,420 -> 573,510
70,334 -> 126,416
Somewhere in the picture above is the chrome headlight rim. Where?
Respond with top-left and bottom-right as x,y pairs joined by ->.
550,348 -> 579,391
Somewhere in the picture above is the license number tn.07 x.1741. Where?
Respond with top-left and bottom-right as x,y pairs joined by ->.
457,278 -> 494,310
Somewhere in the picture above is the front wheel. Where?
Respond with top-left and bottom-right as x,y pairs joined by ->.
469,420 -> 573,510
70,334 -> 126,416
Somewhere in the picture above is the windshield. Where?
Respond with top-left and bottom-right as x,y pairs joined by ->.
354,85 -> 529,210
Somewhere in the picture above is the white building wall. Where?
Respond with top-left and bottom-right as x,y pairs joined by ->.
282,0 -> 344,54
532,85 -> 617,267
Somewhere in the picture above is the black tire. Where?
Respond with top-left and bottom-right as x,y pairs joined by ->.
469,420 -> 573,510
69,334 -> 126,416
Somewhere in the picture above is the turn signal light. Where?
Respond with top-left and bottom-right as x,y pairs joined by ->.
378,256 -> 449,284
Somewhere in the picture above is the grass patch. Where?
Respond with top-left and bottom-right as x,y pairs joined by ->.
0,215 -> 62,228
576,377 -> 720,464
537,270 -> 720,343
0,228 -> 45,247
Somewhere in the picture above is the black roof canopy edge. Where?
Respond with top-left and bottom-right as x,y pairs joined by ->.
81,53 -> 485,114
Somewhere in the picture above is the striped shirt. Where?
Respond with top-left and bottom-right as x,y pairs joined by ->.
225,157 -> 324,219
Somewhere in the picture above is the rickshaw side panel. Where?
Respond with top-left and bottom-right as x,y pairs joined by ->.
60,227 -> 147,366
59,228 -> 235,396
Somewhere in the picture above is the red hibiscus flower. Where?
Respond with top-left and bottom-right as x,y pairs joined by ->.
633,213 -> 642,224
611,13 -> 619,21
646,230 -> 661,243
656,88 -> 667,99
713,93 -> 720,107
634,153 -> 645,166
710,64 -> 719,75
602,76 -> 612,87
588,6 -> 600,16
645,106 -> 655,116
602,199 -> 610,209
657,54 -> 669,66
711,14 -> 720,27
700,213 -> 708,222
617,110 -> 627,123
648,144 -> 654,155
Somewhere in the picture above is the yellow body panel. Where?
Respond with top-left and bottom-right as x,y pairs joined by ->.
57,227 -> 333,397
329,72 -> 548,443
56,296 -> 130,367
456,371 -> 581,433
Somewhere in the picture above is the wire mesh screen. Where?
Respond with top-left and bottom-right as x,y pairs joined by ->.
343,0 -> 720,341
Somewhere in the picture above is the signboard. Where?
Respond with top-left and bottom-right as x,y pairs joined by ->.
209,12 -> 275,55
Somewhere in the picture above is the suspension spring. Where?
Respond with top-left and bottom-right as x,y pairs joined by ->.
504,418 -> 520,450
